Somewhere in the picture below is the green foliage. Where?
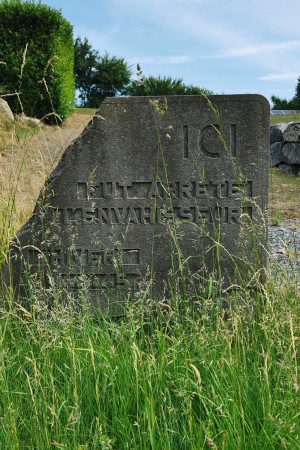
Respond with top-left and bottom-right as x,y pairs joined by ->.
74,36 -> 131,108
74,39 -> 213,107
126,74 -> 214,96
74,36 -> 99,106
0,282 -> 299,448
293,75 -> 300,108
271,95 -> 297,110
271,75 -> 300,110
0,0 -> 75,122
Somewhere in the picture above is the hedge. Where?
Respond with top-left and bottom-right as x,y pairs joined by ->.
0,0 -> 75,122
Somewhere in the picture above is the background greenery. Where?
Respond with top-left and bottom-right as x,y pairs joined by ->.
1,1 -> 299,113
271,76 -> 300,110
0,0 -> 74,122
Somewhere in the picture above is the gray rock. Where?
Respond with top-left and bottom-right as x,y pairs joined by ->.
281,142 -> 300,165
277,122 -> 291,133
0,98 -> 14,124
282,122 -> 300,142
270,125 -> 283,144
270,142 -> 284,166
2,95 -> 270,312
277,163 -> 300,175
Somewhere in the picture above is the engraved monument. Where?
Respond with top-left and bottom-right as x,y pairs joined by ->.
3,95 -> 270,312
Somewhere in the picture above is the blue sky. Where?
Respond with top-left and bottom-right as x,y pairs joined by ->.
43,0 -> 299,105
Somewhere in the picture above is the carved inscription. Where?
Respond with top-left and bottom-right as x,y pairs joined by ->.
77,180 -> 252,200
183,125 -> 189,159
26,248 -> 141,291
28,248 -> 140,267
45,178 -> 253,291
59,179 -> 254,227
54,206 -> 252,225
6,95 -> 269,304
181,123 -> 237,159
57,273 -> 139,291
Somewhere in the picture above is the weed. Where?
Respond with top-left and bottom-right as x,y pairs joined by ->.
270,210 -> 282,226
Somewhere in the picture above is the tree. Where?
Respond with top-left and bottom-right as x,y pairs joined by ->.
85,53 -> 131,108
271,95 -> 294,110
271,76 -> 300,110
0,0 -> 74,121
126,74 -> 213,97
293,76 -> 300,109
74,37 -> 131,107
74,36 -> 99,106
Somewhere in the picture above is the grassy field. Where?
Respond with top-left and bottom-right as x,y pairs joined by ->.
0,110 -> 299,449
0,286 -> 298,449
269,169 -> 300,221
270,112 -> 300,125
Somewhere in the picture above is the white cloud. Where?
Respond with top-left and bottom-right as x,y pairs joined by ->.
259,72 -> 299,81
220,41 -> 300,58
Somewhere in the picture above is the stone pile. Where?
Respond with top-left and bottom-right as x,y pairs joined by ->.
270,122 -> 300,176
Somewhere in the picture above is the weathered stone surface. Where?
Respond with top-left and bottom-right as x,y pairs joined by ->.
277,162 -> 300,175
282,122 -> 300,142
281,142 -> 300,165
270,122 -> 300,174
277,122 -> 291,134
270,125 -> 283,144
0,98 -> 14,123
3,95 -> 269,312
270,142 -> 284,166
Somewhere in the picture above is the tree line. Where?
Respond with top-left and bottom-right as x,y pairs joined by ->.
2,0 -> 298,119
271,77 -> 300,110
74,37 -> 212,108
0,1 -> 211,121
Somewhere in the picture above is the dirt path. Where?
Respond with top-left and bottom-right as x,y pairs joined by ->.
0,111 -> 93,228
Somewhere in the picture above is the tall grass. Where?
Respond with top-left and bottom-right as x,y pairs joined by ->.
0,279 -> 299,449
0,100 -> 299,449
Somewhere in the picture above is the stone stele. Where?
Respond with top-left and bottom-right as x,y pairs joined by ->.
3,95 -> 270,313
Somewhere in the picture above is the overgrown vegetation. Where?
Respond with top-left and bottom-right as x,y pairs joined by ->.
0,0 -> 74,122
0,282 -> 299,449
0,106 -> 299,449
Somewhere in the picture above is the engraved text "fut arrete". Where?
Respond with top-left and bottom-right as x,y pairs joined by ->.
77,180 -> 253,200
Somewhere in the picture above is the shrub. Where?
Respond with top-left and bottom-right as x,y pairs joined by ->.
126,74 -> 213,96
0,0 -> 75,122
